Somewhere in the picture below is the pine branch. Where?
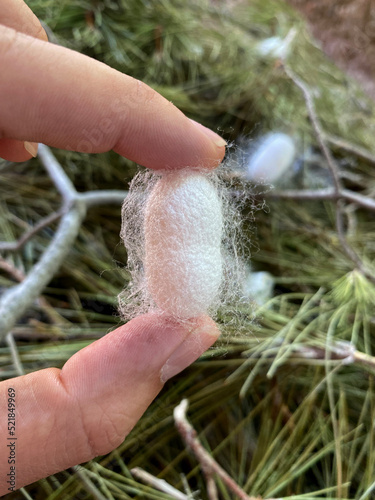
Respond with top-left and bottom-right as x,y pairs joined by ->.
0,145 -> 128,341
268,187 -> 375,212
283,65 -> 375,284
174,399 -> 278,500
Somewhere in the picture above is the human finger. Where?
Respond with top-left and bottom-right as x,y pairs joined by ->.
0,25 -> 226,168
0,0 -> 47,160
0,313 -> 220,493
0,0 -> 48,40
0,138 -> 38,162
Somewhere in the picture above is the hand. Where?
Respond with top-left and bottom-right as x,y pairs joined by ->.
0,0 -> 225,493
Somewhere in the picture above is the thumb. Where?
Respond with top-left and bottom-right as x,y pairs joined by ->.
0,313 -> 219,492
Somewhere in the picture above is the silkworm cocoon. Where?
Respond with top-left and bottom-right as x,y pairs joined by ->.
246,133 -> 296,183
144,171 -> 223,319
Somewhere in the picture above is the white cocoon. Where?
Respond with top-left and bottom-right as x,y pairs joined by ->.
144,171 -> 223,319
246,132 -> 296,183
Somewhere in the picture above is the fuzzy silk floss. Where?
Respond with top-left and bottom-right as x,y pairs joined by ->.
144,170 -> 223,319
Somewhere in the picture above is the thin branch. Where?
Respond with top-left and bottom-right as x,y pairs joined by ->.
276,340 -> 375,373
78,190 -> 128,207
268,187 -> 337,201
283,65 -> 342,193
293,341 -> 355,364
0,191 -> 127,253
38,145 -> 128,207
341,188 -> 375,211
268,187 -> 375,212
131,467 -> 190,500
327,134 -> 375,165
174,399 -> 277,500
284,65 -> 375,283
0,203 -> 86,340
0,255 -> 69,326
0,210 -> 63,252
0,257 -> 25,282
0,146 -> 128,340
38,144 -> 77,204
352,350 -> 375,370
5,332 -> 25,376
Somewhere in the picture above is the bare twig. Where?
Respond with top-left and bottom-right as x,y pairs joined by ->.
284,65 -> 375,283
38,144 -> 77,205
248,338 -> 375,373
327,134 -> 375,165
293,341 -> 355,364
38,145 -> 128,207
5,332 -> 25,376
0,144 -> 84,341
78,190 -> 128,207
0,257 -> 25,282
0,194 -> 127,254
268,187 -> 375,212
284,65 -> 342,193
0,192 -> 128,253
0,145 -> 128,341
0,210 -> 63,252
269,187 -> 337,201
352,350 -> 375,370
131,467 -> 190,500
264,339 -> 375,374
0,255 -> 68,326
0,204 -> 86,340
341,188 -> 375,211
174,399 -> 277,500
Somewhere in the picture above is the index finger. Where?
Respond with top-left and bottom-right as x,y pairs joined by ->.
0,25 -> 226,169
1,0 -> 47,40
0,0 -> 47,160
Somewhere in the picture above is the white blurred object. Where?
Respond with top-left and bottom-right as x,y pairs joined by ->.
256,28 -> 297,60
243,268 -> 275,306
246,132 -> 296,184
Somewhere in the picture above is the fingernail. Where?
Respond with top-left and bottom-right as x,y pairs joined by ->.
24,141 -> 38,158
189,119 -> 227,148
160,317 -> 220,383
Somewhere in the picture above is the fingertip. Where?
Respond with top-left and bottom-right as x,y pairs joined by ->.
0,27 -> 223,170
189,119 -> 227,149
160,315 -> 220,383
1,0 -> 49,41
37,25 -> 49,42
24,141 -> 38,157
184,119 -> 226,170
0,138 -> 36,162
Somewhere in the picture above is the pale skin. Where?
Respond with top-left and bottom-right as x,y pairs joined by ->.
0,0 -> 225,493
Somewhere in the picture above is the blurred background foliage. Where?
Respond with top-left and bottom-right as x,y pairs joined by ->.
1,0 -> 375,498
